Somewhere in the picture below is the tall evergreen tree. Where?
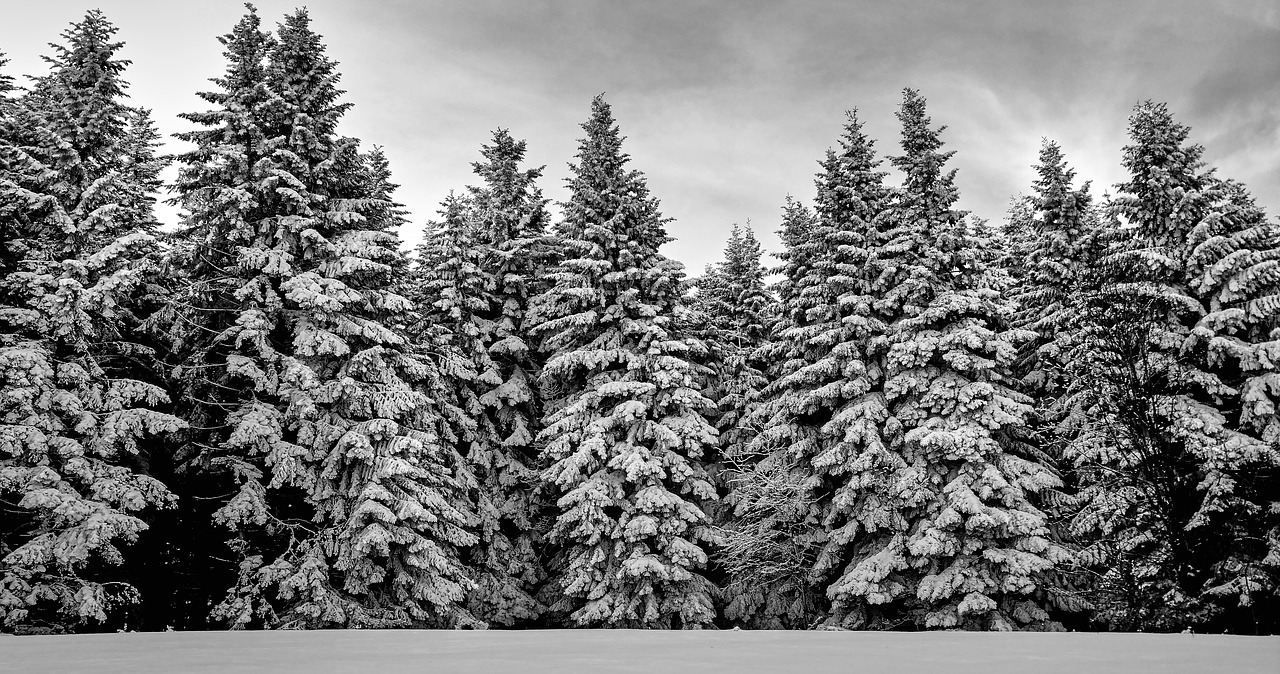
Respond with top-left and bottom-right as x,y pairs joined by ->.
997,141 -> 1115,628
726,111 -> 895,628
407,189 -> 543,627
1061,101 -> 1280,632
713,200 -> 823,629
691,224 -> 772,618
1184,178 -> 1280,633
465,129 -> 553,625
819,91 -> 1067,630
164,7 -> 476,629
0,14 -> 183,633
144,5 -> 280,628
528,95 -> 719,628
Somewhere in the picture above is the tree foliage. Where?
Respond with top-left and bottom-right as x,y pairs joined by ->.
0,13 -> 182,633
528,96 -> 719,628
164,7 -> 476,629
0,8 -> 1276,635
1052,102 -> 1280,633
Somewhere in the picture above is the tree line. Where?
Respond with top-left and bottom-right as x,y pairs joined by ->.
1,7 -> 1276,634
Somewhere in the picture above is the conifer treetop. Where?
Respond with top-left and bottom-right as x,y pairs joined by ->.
469,128 -> 548,243
268,9 -> 351,143
1005,138 -> 1106,355
1113,100 -> 1214,248
202,3 -> 274,108
1026,140 -> 1096,276
1033,140 -> 1088,204
721,223 -> 765,286
362,145 -> 411,229
815,109 -> 892,229
891,88 -> 962,220
560,94 -> 672,253
0,53 -> 14,95
34,9 -> 132,160
778,195 -> 815,250
877,89 -> 977,292
570,95 -> 627,186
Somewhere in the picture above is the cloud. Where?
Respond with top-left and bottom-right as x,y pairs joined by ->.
1185,18 -> 1280,196
3,0 -> 1276,273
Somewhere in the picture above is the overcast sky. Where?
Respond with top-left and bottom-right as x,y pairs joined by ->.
3,0 -> 1277,273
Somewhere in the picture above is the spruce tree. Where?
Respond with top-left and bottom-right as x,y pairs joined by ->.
465,130 -> 553,625
690,224 -> 772,620
528,95 -> 718,628
164,7 -> 476,629
407,131 -> 553,627
1062,102 -> 1280,632
714,201 -> 819,630
144,6 -> 280,627
0,14 -> 183,632
408,190 -> 544,626
694,224 -> 771,469
1185,179 -> 1280,633
725,111 -> 895,628
1007,141 -> 1106,391
821,91 -> 1066,630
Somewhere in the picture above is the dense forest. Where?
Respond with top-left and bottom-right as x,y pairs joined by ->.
1,7 -> 1277,635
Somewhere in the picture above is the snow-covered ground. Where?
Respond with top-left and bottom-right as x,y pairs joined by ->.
3,630 -> 1278,674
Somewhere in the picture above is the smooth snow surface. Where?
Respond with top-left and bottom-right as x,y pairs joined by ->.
3,630 -> 1277,673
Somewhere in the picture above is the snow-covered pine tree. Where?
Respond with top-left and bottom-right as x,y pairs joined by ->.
407,190 -> 541,626
724,198 -> 822,629
821,90 -> 1067,631
723,111 -> 894,629
994,140 -> 1115,628
689,224 -> 772,618
146,6 -> 281,628
1062,101 -> 1280,632
1184,179 -> 1280,633
692,224 -> 771,470
528,95 -> 719,628
465,129 -> 553,626
769,196 -> 818,320
0,13 -> 184,633
1008,140 -> 1105,396
165,7 -> 476,629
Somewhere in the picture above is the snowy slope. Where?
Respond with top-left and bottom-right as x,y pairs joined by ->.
3,630 -> 1277,674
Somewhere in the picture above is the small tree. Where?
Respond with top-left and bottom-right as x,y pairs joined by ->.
694,224 -> 772,472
